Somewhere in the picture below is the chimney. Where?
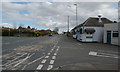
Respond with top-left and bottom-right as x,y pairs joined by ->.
98,14 -> 102,22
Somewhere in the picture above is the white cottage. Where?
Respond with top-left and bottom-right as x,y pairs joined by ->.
72,16 -> 113,42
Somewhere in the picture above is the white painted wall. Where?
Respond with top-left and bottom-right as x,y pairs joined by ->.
104,23 -> 119,45
73,34 -> 77,39
77,27 -> 104,42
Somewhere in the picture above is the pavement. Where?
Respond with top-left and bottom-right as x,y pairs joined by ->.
2,35 -> 119,70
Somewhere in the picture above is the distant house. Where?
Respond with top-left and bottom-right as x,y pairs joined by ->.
72,16 -> 114,42
46,29 -> 52,33
1,27 -> 12,30
38,30 -> 45,32
104,23 -> 119,46
31,28 -> 37,32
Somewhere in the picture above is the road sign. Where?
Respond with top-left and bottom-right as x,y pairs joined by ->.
9,29 -> 10,31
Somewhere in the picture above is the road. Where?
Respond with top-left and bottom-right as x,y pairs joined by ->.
2,35 -> 119,70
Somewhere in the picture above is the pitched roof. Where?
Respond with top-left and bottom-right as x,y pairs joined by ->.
72,17 -> 114,31
82,17 -> 113,27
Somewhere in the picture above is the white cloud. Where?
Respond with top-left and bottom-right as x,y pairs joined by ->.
0,23 -> 14,28
45,1 -> 53,5
1,2 -> 118,33
1,0 -> 119,2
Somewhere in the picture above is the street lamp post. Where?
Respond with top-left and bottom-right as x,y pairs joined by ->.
67,16 -> 70,36
74,4 -> 77,26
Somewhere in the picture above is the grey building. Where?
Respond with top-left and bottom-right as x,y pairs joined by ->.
104,23 -> 119,46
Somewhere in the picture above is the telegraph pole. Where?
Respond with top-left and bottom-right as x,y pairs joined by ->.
68,16 -> 69,32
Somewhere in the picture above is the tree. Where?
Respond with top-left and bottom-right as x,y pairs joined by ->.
18,26 -> 22,29
27,26 -> 31,29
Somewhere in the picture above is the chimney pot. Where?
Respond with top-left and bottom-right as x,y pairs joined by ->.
98,14 -> 102,22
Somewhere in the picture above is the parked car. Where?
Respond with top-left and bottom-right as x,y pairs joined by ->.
48,33 -> 52,36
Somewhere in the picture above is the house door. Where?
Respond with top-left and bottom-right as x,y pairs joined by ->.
107,31 -> 111,44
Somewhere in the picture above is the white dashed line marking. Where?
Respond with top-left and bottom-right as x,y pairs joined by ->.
51,49 -> 54,51
52,56 -> 56,60
45,56 -> 49,58
41,59 -> 47,63
54,53 -> 57,56
37,65 -> 43,70
58,46 -> 60,48
47,65 -> 53,70
48,53 -> 50,55
56,49 -> 59,51
50,60 -> 55,64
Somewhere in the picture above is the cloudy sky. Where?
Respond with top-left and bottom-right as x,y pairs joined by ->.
0,1 -> 118,33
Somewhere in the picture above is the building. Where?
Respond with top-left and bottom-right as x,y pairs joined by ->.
46,29 -> 52,33
31,28 -> 37,32
72,16 -> 114,42
104,23 -> 119,46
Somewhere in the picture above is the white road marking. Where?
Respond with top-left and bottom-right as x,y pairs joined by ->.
54,53 -> 57,56
100,52 -> 118,57
48,53 -> 50,55
28,56 -> 45,65
14,53 -> 31,67
47,65 -> 53,70
50,60 -> 55,64
4,53 -> 27,66
3,53 -> 15,59
56,49 -> 59,51
5,60 -> 19,67
95,54 -> 118,59
89,51 -> 118,59
98,50 -> 118,54
51,49 -> 54,51
52,56 -> 56,60
45,56 -> 49,58
41,59 -> 47,63
114,57 -> 118,58
36,65 -> 43,70
89,51 -> 97,55
22,65 -> 27,70
78,43 -> 82,45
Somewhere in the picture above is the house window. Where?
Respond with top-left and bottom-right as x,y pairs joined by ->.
85,28 -> 95,34
113,31 -> 119,37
